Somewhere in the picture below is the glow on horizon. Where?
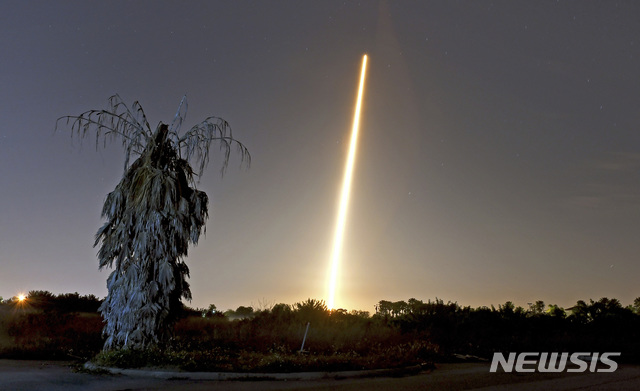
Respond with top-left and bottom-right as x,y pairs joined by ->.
327,54 -> 368,310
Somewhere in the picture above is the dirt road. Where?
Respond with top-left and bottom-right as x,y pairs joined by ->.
2,360 -> 640,391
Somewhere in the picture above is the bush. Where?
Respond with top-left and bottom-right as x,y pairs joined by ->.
2,310 -> 103,360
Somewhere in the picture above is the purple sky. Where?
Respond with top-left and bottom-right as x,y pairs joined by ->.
1,1 -> 640,313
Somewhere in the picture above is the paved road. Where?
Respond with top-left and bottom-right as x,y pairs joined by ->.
2,360 -> 640,391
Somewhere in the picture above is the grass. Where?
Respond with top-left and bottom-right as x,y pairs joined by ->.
92,341 -> 435,372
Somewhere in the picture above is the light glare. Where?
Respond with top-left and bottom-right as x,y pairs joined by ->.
327,54 -> 368,310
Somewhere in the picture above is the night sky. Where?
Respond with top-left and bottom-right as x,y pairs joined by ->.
2,1 -> 639,313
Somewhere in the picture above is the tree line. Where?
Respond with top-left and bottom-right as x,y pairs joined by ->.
374,297 -> 640,320
1,290 -> 101,313
2,293 -> 640,362
372,297 -> 640,361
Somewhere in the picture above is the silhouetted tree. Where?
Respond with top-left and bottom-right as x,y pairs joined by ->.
294,299 -> 328,324
376,300 -> 393,317
499,301 -> 515,316
528,300 -> 546,316
27,290 -> 55,309
633,297 -> 640,314
57,95 -> 249,350
547,304 -> 566,318
234,306 -> 255,318
391,300 -> 408,317
569,300 -> 590,323
56,292 -> 102,313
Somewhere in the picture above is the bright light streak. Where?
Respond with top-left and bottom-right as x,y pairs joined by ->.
17,294 -> 26,302
327,54 -> 368,310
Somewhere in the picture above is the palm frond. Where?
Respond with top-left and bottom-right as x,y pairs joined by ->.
55,94 -> 152,172
178,116 -> 251,178
169,95 -> 188,135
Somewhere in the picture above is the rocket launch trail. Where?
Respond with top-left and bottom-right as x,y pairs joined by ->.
327,54 -> 368,310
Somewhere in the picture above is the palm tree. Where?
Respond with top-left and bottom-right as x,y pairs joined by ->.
56,95 -> 250,350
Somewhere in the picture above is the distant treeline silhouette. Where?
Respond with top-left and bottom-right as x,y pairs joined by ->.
2,294 -> 640,362
1,290 -> 102,313
371,297 -> 640,361
168,296 -> 640,361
